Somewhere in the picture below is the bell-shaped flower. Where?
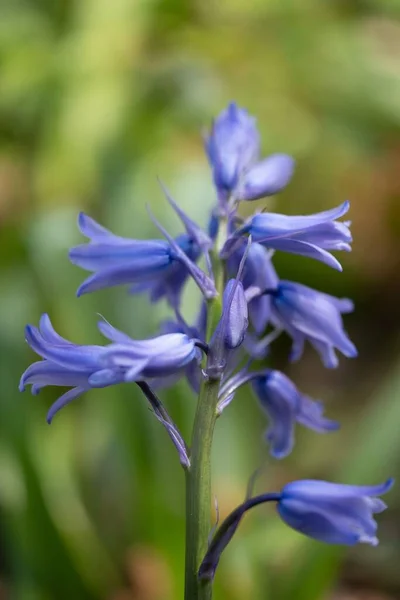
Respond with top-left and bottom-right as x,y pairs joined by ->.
200,478 -> 393,581
20,314 -> 200,422
234,201 -> 351,270
278,478 -> 394,545
205,102 -> 260,200
270,280 -> 357,368
69,213 -> 202,307
252,371 -> 338,458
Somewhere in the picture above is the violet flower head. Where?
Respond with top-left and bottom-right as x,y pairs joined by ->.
234,201 -> 351,270
278,478 -> 394,545
252,371 -> 338,459
269,280 -> 357,368
69,213 -> 201,307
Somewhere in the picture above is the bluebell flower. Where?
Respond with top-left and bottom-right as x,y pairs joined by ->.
278,478 -> 394,545
200,478 -> 393,581
69,213 -> 201,307
252,371 -> 339,458
20,314 -> 201,422
205,103 -> 294,205
233,201 -> 351,270
269,280 -> 357,368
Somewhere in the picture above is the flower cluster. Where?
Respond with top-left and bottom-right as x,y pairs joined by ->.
20,102 -> 393,581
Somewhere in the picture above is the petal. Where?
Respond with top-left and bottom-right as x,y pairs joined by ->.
262,238 -> 343,271
309,339 -> 340,368
296,395 -> 340,432
19,360 -> 88,391
69,241 -> 169,272
97,320 -> 135,344
88,369 -> 123,387
277,499 -> 367,545
25,325 -> 105,371
252,374 -> 297,459
77,212 -> 116,241
76,254 -> 172,296
247,201 -> 350,238
47,386 -> 87,424
282,478 -> 394,500
295,221 -> 352,250
239,154 -> 295,201
39,314 -> 72,345
274,283 -> 357,357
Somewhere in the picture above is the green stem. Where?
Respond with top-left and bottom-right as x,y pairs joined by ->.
184,377 -> 219,600
184,215 -> 228,599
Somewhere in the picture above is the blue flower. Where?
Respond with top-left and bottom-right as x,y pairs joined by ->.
252,371 -> 338,458
270,280 -> 357,368
278,478 -> 394,545
234,201 -> 351,270
20,314 -> 200,422
69,213 -> 201,307
206,103 -> 294,205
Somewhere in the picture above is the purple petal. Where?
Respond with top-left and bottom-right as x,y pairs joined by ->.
70,242 -> 169,273
20,360 -> 89,391
282,479 -> 394,500
47,386 -> 87,424
39,314 -> 73,345
76,254 -> 172,296
247,201 -> 350,237
239,154 -> 295,201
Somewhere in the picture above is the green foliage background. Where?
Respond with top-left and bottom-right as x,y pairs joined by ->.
1,1 -> 400,598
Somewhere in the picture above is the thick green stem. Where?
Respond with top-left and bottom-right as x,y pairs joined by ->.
184,377 -> 219,600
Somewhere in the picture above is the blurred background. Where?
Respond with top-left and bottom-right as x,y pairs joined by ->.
1,0 -> 400,598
